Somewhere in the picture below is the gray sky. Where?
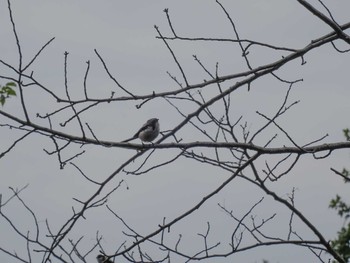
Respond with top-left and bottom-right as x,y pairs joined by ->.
1,1 -> 350,262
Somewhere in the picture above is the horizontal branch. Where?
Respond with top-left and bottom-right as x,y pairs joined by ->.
119,141 -> 350,156
1,109 -> 349,156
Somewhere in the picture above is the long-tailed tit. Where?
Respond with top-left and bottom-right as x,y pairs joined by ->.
122,118 -> 160,142
96,254 -> 113,263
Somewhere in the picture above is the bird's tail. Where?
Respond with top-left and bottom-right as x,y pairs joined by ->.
122,135 -> 137,143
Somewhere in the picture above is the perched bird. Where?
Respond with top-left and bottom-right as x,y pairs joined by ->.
122,118 -> 160,143
96,254 -> 113,263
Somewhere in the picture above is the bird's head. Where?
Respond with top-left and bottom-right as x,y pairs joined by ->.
147,118 -> 159,124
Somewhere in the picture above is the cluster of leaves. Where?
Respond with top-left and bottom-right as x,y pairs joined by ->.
330,129 -> 350,262
331,194 -> 350,218
0,82 -> 16,106
330,194 -> 350,262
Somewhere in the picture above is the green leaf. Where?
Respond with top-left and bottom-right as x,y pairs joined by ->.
0,95 -> 5,106
6,87 -> 16,96
343,128 -> 350,141
0,82 -> 17,106
5,82 -> 16,87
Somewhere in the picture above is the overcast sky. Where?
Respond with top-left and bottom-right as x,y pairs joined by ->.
1,1 -> 350,263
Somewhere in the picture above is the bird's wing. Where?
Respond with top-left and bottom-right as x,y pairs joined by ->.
135,122 -> 153,136
122,119 -> 157,142
122,124 -> 150,142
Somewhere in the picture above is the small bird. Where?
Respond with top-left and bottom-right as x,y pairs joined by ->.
96,254 -> 113,263
122,118 -> 160,143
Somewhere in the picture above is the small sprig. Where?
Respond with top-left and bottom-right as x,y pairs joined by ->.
0,82 -> 16,106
